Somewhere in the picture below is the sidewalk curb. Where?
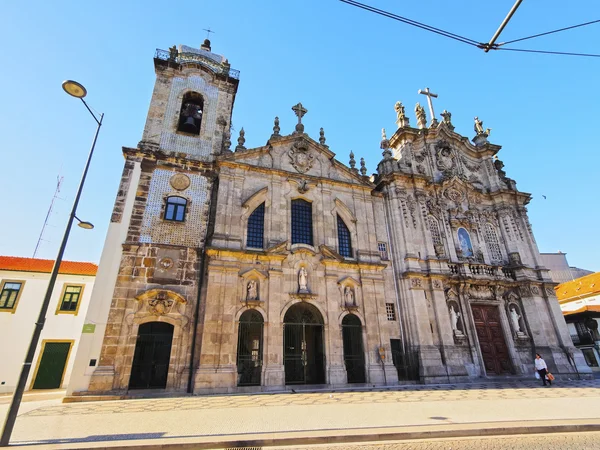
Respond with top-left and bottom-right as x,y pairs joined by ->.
16,420 -> 600,449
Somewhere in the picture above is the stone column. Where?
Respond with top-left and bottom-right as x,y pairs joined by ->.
263,267 -> 285,389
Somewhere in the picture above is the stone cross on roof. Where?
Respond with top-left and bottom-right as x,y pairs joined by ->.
418,87 -> 439,126
292,102 -> 308,134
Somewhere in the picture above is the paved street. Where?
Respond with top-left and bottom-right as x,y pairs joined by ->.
1,379 -> 600,448
272,432 -> 600,449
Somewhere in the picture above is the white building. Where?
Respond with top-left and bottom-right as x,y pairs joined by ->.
0,256 -> 97,393
540,252 -> 593,284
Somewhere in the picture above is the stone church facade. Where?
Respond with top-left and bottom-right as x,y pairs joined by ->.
67,41 -> 591,397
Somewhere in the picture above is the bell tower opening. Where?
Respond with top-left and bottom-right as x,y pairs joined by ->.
178,92 -> 204,135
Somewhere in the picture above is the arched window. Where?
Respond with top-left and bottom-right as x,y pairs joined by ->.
291,199 -> 313,245
485,223 -> 503,262
164,196 -> 187,222
337,215 -> 352,258
428,216 -> 442,246
177,92 -> 203,135
247,203 -> 265,249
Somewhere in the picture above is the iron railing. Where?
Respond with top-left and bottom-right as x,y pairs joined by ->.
154,48 -> 240,80
447,262 -> 516,280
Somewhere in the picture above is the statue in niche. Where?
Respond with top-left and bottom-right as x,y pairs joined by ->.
510,306 -> 523,334
344,286 -> 355,306
298,267 -> 308,293
449,303 -> 462,335
247,280 -> 258,301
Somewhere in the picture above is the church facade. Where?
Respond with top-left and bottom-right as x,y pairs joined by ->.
67,41 -> 591,397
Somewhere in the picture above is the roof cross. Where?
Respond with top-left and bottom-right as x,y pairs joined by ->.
292,102 -> 308,134
418,87 -> 439,125
203,28 -> 215,40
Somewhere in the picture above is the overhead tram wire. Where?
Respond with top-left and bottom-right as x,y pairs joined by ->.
340,0 -> 600,58
497,47 -> 600,58
339,0 -> 480,48
498,19 -> 600,46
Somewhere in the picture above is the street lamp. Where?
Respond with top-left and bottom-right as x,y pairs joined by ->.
0,81 -> 103,447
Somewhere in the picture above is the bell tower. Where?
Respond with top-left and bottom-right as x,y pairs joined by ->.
140,39 -> 239,159
67,41 -> 240,397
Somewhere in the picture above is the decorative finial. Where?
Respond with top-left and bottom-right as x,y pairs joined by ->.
319,127 -> 327,146
415,103 -> 427,129
291,102 -> 308,134
349,151 -> 356,169
380,128 -> 392,160
360,158 -> 367,176
440,110 -> 454,130
395,101 -> 409,128
271,116 -> 280,139
235,127 -> 246,151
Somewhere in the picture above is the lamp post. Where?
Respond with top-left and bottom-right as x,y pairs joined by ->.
0,81 -> 103,447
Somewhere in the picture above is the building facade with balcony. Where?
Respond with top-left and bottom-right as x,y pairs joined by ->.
67,41 -> 590,398
0,256 -> 97,394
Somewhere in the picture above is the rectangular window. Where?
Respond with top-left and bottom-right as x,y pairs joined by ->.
58,285 -> 83,314
378,242 -> 388,260
386,303 -> 397,321
0,281 -> 23,312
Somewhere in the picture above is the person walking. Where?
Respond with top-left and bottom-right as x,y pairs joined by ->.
535,353 -> 552,386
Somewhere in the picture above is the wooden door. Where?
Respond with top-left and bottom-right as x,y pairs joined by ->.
33,342 -> 72,389
471,305 -> 512,375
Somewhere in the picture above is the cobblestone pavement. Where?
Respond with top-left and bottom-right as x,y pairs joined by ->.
270,432 -> 600,449
22,379 -> 600,417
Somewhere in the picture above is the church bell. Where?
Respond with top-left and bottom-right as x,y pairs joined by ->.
181,116 -> 198,133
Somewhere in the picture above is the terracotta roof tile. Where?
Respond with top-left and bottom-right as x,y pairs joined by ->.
556,271 -> 600,303
563,305 -> 600,316
0,256 -> 97,276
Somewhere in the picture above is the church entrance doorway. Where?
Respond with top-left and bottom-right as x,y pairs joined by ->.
129,322 -> 174,390
236,309 -> 264,386
342,314 -> 366,383
284,303 -> 325,385
471,304 -> 512,375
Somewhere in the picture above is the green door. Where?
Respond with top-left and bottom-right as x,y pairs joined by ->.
32,342 -> 71,389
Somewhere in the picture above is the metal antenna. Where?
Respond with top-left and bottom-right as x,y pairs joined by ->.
33,174 -> 64,258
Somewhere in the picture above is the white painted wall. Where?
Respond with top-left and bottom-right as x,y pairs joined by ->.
0,270 -> 95,393
67,161 -> 141,395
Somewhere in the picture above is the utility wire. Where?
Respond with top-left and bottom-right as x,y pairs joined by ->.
499,19 -> 600,46
339,0 -> 480,47
341,0 -> 600,58
498,47 -> 600,58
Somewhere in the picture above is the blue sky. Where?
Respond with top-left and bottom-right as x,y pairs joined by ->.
1,0 -> 598,271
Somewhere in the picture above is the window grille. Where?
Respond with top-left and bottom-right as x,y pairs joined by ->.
164,196 -> 187,222
0,282 -> 22,310
246,203 -> 265,249
428,216 -> 442,246
59,285 -> 82,312
337,215 -> 352,258
291,199 -> 313,245
484,223 -> 503,262
386,303 -> 397,321
378,242 -> 388,260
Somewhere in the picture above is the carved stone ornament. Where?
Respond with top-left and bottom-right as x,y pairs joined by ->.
289,141 -> 315,173
169,173 -> 191,191
531,285 -> 541,296
545,287 -> 555,297
468,284 -> 494,300
435,141 -> 455,172
411,278 -> 423,289
432,279 -> 443,290
158,257 -> 174,270
135,289 -> 187,316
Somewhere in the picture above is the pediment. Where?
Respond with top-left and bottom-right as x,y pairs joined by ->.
319,244 -> 343,261
222,134 -> 370,185
239,268 -> 268,280
337,276 -> 361,287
